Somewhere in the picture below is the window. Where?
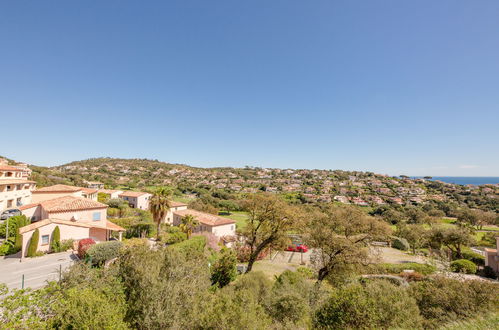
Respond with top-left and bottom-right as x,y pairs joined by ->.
7,200 -> 13,208
41,235 -> 49,245
231,225 -> 234,231
92,212 -> 101,221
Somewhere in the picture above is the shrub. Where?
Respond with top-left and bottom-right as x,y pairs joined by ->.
122,238 -> 149,250
296,266 -> 315,279
58,239 -> 74,252
0,239 -> 16,256
459,249 -> 485,266
211,247 -> 237,288
450,259 -> 477,274
27,229 -> 40,257
368,263 -> 437,275
51,226 -> 61,252
399,271 -> 424,282
78,238 -> 96,258
160,226 -> 187,244
392,237 -> 410,251
170,235 -> 206,255
86,241 -> 123,266
314,280 -> 422,329
479,266 -> 498,280
409,276 -> 499,328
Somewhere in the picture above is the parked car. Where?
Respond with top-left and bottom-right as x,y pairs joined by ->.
0,209 -> 21,220
285,244 -> 309,253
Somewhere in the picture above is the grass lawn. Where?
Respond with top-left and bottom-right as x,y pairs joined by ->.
172,195 -> 194,204
219,211 -> 249,230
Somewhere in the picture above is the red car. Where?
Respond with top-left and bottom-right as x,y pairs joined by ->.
285,244 -> 308,253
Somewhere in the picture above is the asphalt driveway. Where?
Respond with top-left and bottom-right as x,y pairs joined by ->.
0,251 -> 76,290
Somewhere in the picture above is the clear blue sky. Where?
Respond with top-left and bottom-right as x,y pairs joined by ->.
1,1 -> 498,176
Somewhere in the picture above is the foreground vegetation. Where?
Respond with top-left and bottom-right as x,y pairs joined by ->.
1,236 -> 498,329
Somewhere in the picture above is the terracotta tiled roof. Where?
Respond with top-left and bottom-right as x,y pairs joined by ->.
119,191 -> 150,197
19,218 -> 93,234
0,165 -> 23,171
19,203 -> 40,210
173,209 -> 235,226
81,187 -> 98,194
170,201 -> 188,207
98,189 -> 123,194
484,248 -> 497,253
105,220 -> 125,231
40,196 -> 107,213
0,179 -> 36,185
33,184 -> 82,193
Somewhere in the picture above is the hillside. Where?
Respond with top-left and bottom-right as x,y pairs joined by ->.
2,156 -> 497,212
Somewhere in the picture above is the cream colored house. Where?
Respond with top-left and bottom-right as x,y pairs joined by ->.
163,201 -> 188,224
0,165 -> 36,211
31,184 -> 98,203
172,209 -> 236,238
86,181 -> 104,189
98,189 -> 124,200
484,236 -> 499,274
18,195 -> 125,258
119,191 -> 152,210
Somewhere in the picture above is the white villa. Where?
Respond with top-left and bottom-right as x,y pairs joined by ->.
0,164 -> 36,212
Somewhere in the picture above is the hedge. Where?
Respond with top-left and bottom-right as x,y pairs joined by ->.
369,263 -> 437,275
86,241 -> 123,266
450,259 -> 477,274
170,235 -> 206,255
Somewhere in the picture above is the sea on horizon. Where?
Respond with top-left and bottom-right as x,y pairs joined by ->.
412,177 -> 499,186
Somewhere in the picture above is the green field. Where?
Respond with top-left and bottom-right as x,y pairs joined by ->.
219,211 -> 249,229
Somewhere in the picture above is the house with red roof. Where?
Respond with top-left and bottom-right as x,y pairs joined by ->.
119,191 -> 152,210
18,195 -> 124,258
172,209 -> 236,239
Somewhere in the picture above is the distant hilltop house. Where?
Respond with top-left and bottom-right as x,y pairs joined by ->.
0,164 -> 37,211
85,181 -> 104,189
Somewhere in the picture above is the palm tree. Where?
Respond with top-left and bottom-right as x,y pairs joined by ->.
179,214 -> 198,239
149,187 -> 172,240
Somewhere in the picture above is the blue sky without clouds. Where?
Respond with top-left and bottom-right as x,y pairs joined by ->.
1,1 -> 498,176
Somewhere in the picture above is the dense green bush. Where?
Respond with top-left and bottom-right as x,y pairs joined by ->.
409,276 -> 499,328
169,235 -> 206,255
267,270 -> 313,326
314,280 -> 422,329
0,239 -> 17,256
450,259 -> 477,274
211,247 -> 237,288
368,263 -> 437,275
160,226 -> 187,244
459,249 -> 485,266
86,241 -> 123,266
392,237 -> 410,251
27,229 -> 40,257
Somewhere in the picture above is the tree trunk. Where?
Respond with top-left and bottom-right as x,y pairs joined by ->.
245,236 -> 274,273
317,267 -> 329,282
156,221 -> 161,241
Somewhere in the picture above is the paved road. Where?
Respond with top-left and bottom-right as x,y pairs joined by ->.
0,251 -> 76,290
